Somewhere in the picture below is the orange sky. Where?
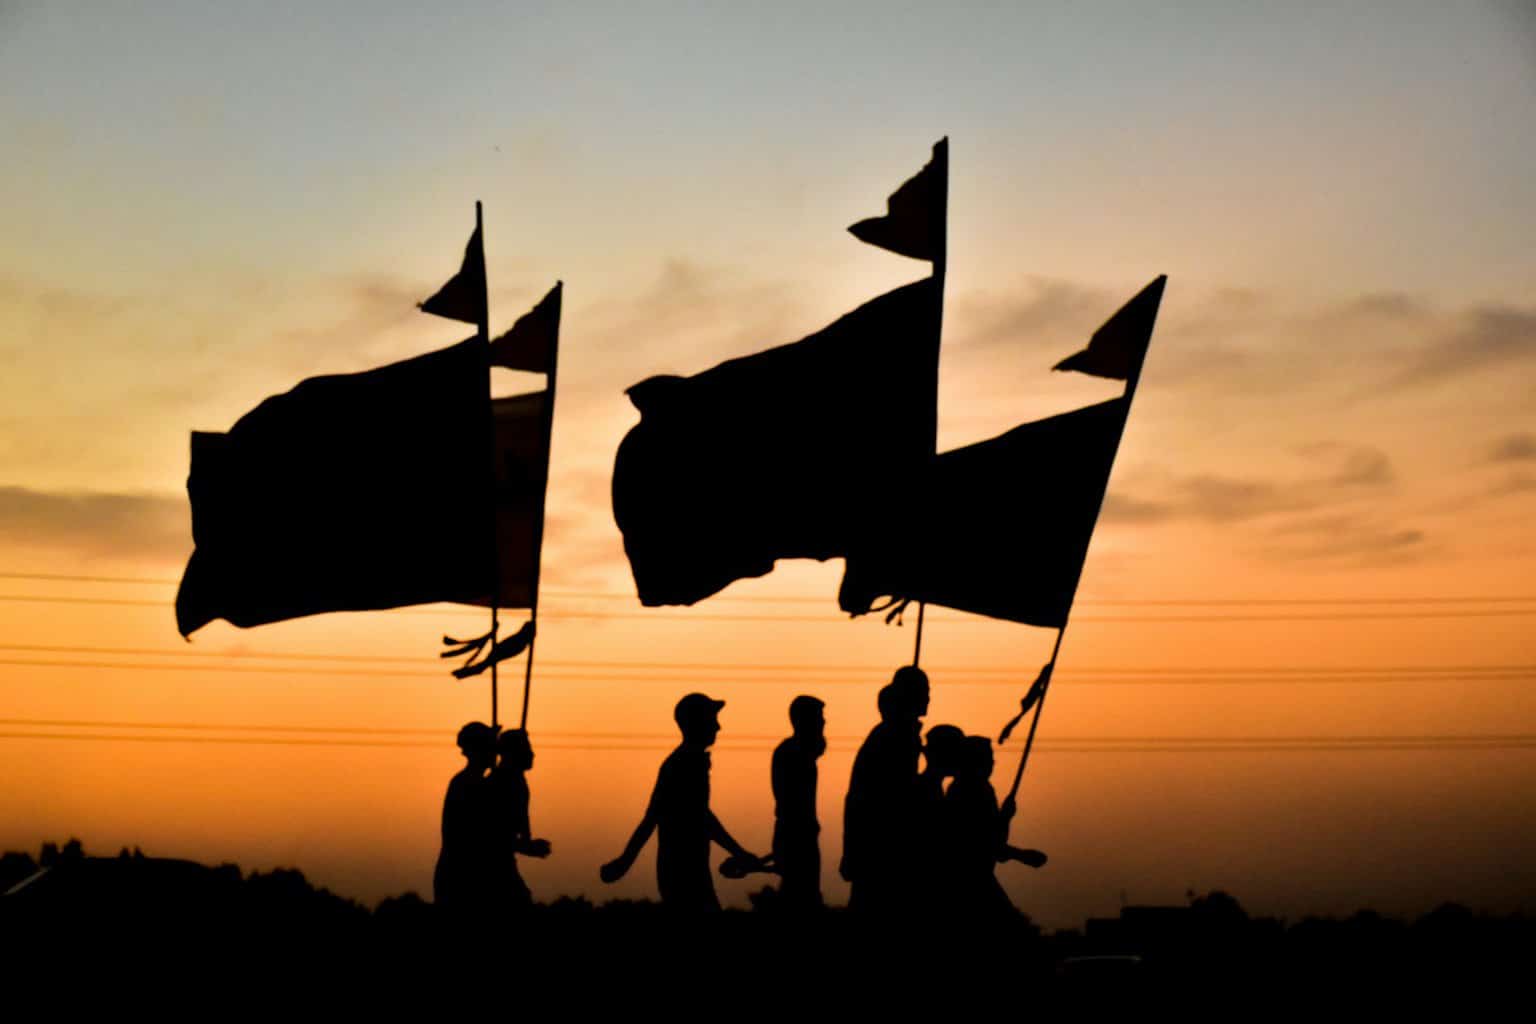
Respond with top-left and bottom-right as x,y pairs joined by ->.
2,3 -> 1534,927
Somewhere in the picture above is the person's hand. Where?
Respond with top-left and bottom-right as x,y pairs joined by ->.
1000,796 -> 1017,822
525,838 -> 552,859
1023,663 -> 1052,709
718,853 -> 767,879
1013,848 -> 1048,869
599,855 -> 630,883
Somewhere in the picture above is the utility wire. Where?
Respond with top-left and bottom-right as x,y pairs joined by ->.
0,642 -> 1531,677
3,572 -> 1533,607
1,592 -> 1533,623
2,729 -> 1532,754
5,717 -> 1534,746
1,657 -> 1531,687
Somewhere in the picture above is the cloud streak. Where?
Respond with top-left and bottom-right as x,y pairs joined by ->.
0,486 -> 188,563
1102,443 -> 1398,526
1489,433 -> 1536,462
1388,306 -> 1536,391
945,279 -> 1536,404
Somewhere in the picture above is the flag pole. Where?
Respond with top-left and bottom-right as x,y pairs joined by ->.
911,601 -> 926,666
1005,625 -> 1064,804
475,200 -> 500,729
1003,293 -> 1158,809
910,137 -> 948,671
520,283 -> 563,730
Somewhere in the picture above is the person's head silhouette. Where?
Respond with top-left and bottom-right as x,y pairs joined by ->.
891,665 -> 930,720
923,724 -> 965,778
674,692 -> 725,748
959,735 -> 995,781
496,728 -> 534,772
789,694 -> 826,757
455,721 -> 496,773
789,695 -> 825,736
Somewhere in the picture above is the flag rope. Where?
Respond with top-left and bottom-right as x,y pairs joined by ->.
1006,627 -> 1064,806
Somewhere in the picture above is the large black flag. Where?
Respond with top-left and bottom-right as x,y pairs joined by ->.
175,340 -> 554,636
613,278 -> 941,607
838,398 -> 1129,627
839,276 -> 1166,626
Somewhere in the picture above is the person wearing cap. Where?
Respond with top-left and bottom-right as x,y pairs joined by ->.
771,695 -> 827,910
434,720 -> 496,910
600,693 -> 764,911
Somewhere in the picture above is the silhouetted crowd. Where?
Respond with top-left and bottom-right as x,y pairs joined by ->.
435,665 -> 1045,915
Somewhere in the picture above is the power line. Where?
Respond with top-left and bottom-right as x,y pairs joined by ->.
2,728 -> 1533,754
1,643 -> 1532,678
2,592 -> 1534,623
2,656 -> 1531,687
6,717 -> 1535,746
4,572 -> 1534,608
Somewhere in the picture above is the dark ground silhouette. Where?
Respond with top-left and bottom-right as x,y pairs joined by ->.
6,838 -> 1530,998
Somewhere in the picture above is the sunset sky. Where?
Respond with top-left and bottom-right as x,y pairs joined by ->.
2,1 -> 1533,927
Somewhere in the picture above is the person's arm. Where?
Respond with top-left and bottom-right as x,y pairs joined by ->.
705,811 -> 755,862
600,777 -> 661,882
600,815 -> 654,881
999,844 -> 1047,868
516,806 -> 550,859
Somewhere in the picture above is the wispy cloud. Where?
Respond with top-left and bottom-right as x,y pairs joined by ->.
1489,473 -> 1536,498
1388,306 -> 1536,391
1103,443 -> 1397,526
945,279 -> 1536,406
1489,433 -> 1536,462
0,486 -> 188,563
1100,443 -> 1432,565
1260,514 -> 1431,566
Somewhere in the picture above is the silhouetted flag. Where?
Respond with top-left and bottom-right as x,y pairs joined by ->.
489,282 -> 561,373
419,221 -> 487,328
1052,276 -> 1165,382
839,398 -> 1128,627
613,278 -> 941,606
839,276 -> 1166,626
848,139 -> 947,262
474,389 -> 548,610
175,339 -> 552,636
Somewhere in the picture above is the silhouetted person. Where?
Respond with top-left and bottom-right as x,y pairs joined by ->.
434,721 -> 495,911
943,735 -> 1046,918
771,695 -> 826,909
841,665 -> 928,913
487,728 -> 552,912
915,723 -> 965,912
601,693 -> 764,911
